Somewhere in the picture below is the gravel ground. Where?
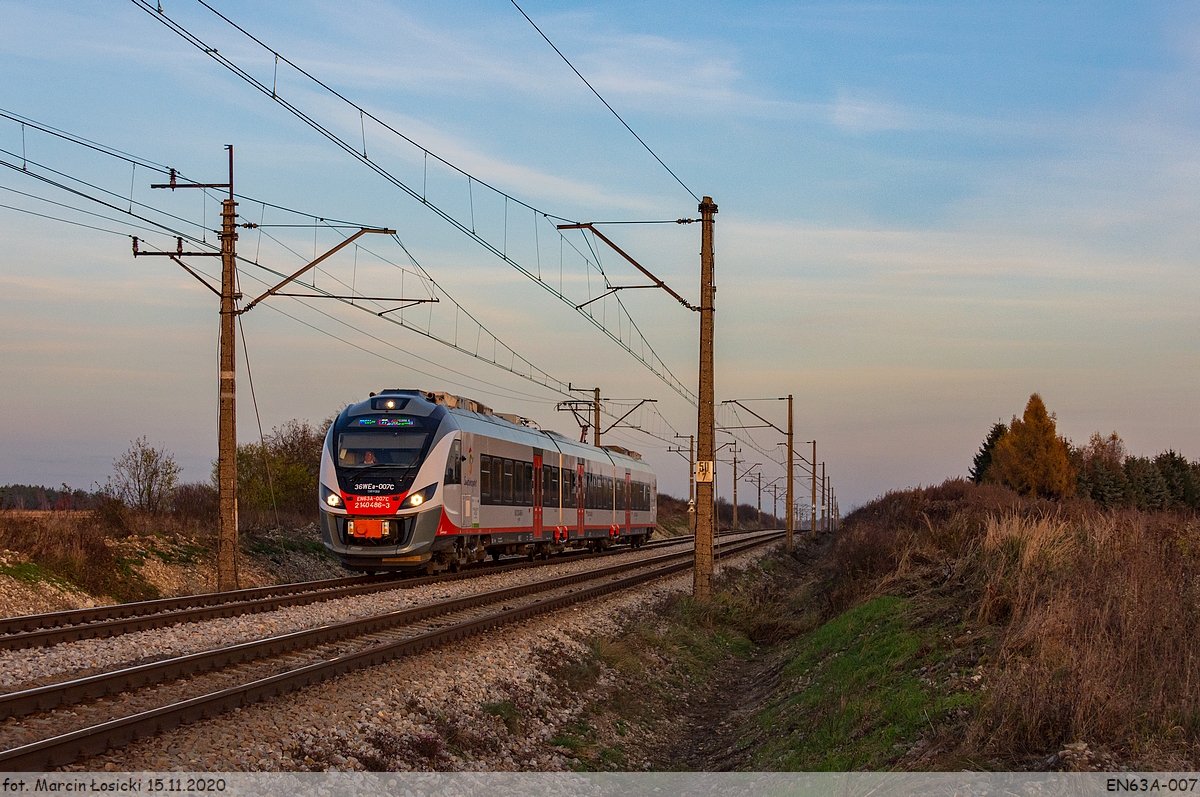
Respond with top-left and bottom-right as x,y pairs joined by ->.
63,544 -> 774,772
0,551 -> 105,618
0,537 -> 722,691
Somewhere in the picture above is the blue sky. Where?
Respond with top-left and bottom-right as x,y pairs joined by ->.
2,1 -> 1198,510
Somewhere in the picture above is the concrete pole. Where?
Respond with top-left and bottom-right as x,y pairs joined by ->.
756,471 -> 762,526
811,440 -> 817,538
786,394 -> 794,552
821,462 -> 827,534
217,146 -> 239,592
732,446 -> 739,532
693,196 -> 717,600
687,434 -> 696,535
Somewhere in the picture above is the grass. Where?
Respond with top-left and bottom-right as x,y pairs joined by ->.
0,510 -> 158,601
831,479 -> 1200,769
482,700 -> 522,733
748,595 -> 982,770
247,538 -> 330,558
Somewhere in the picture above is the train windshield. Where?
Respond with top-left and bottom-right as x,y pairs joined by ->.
336,429 -> 433,469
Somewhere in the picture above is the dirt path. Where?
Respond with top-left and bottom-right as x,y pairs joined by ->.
648,532 -> 836,772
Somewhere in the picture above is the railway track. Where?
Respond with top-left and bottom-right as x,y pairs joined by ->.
0,531 -> 707,651
0,530 -> 782,770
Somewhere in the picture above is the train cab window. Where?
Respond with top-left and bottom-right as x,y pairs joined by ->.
503,459 -> 515,504
444,439 -> 462,485
480,455 -> 492,504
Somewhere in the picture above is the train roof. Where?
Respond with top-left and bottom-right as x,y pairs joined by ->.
371,389 -> 653,475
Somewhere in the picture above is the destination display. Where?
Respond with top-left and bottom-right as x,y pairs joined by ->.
355,417 -> 416,427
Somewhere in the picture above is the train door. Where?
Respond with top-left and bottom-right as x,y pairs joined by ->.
533,450 -> 543,539
624,471 -> 631,535
443,437 -> 463,529
576,462 -> 586,537
461,433 -> 479,528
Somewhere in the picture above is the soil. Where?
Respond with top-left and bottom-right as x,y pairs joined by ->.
649,532 -> 837,771
661,653 -> 786,771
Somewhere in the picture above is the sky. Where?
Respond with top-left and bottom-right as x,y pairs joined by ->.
2,1 -> 1199,511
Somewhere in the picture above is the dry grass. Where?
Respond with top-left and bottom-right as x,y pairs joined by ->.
836,479 -> 1200,768
976,510 -> 1200,766
0,509 -> 158,601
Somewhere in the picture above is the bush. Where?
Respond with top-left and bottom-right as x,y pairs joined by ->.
234,418 -> 331,527
174,482 -> 219,523
106,436 -> 181,514
836,478 -> 1200,768
0,511 -> 157,601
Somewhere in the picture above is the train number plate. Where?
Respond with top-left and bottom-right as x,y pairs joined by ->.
351,519 -> 383,538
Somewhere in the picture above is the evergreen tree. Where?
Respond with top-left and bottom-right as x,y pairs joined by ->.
990,394 -> 1076,498
1154,451 -> 1200,509
1075,432 -> 1129,508
969,421 -> 1008,484
1125,456 -> 1171,511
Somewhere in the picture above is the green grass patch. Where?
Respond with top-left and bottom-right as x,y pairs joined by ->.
0,560 -> 57,585
482,700 -> 521,733
247,538 -> 332,558
147,543 -> 208,564
748,595 -> 981,770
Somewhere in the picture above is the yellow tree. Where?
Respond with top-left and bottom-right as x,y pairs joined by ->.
990,393 -> 1076,498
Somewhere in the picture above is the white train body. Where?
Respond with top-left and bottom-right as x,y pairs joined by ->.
319,389 -> 657,573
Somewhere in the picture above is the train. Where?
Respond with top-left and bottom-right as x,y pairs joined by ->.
318,389 -> 658,573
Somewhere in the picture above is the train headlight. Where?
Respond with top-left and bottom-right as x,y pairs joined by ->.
320,485 -> 343,508
404,483 -> 437,508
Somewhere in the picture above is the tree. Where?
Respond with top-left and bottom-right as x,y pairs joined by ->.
969,421 -> 1008,483
107,436 -> 181,513
233,418 -> 332,521
1154,451 -> 1200,509
1125,456 -> 1171,511
1074,432 -> 1129,508
990,394 -> 1075,498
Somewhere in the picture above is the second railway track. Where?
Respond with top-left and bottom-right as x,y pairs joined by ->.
0,531 -> 707,650
0,530 -> 782,770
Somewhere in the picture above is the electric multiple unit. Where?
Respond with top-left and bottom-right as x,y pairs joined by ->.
319,389 -> 658,573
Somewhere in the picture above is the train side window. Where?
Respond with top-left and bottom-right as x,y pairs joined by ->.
444,438 -> 462,485
523,462 -> 534,506
616,479 -> 625,510
480,455 -> 492,505
543,465 -> 557,507
503,459 -> 514,504
564,469 -> 575,508
515,461 -> 527,506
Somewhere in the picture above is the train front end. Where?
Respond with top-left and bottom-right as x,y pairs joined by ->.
318,390 -> 454,573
